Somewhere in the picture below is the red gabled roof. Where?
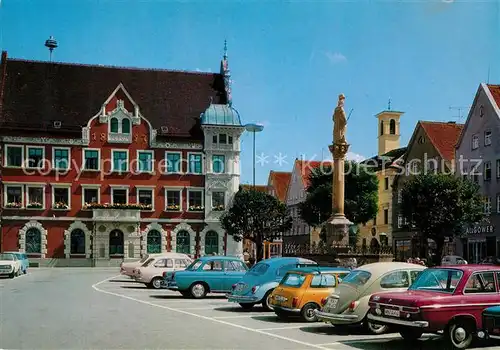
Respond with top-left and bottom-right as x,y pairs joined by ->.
268,171 -> 291,202
295,159 -> 333,188
0,52 -> 227,138
420,121 -> 464,161
487,84 -> 500,110
240,184 -> 269,194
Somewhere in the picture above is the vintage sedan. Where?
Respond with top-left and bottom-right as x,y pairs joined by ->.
227,257 -> 317,311
164,256 -> 248,298
270,267 -> 350,322
367,265 -> 500,349
315,262 -> 426,334
0,253 -> 22,278
4,251 -> 29,274
134,253 -> 192,289
120,253 -> 164,277
478,306 -> 500,342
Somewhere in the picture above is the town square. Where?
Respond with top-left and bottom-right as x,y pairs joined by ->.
1,0 -> 500,349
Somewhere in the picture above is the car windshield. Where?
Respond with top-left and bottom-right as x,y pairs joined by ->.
341,270 -> 371,286
139,255 -> 149,263
409,268 -> 463,293
0,253 -> 15,261
186,260 -> 203,271
248,263 -> 269,275
281,273 -> 306,287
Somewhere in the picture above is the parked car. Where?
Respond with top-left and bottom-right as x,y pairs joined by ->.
0,253 -> 22,278
441,255 -> 467,265
134,253 -> 192,289
480,256 -> 500,265
4,251 -> 29,274
164,256 -> 248,298
227,257 -> 318,311
478,306 -> 500,342
367,265 -> 500,349
270,266 -> 350,322
120,253 -> 164,277
316,262 -> 426,334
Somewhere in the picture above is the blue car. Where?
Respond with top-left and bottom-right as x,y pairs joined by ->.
4,251 -> 29,274
227,257 -> 318,311
163,256 -> 248,299
479,306 -> 500,342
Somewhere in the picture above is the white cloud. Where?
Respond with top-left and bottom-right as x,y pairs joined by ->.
325,51 -> 347,64
346,152 -> 366,162
195,68 -> 212,72
255,120 -> 270,127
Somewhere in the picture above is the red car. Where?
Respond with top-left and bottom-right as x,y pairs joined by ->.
367,265 -> 500,349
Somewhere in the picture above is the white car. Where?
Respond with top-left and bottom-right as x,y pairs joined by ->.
0,253 -> 22,278
135,253 -> 192,289
441,255 -> 467,265
120,253 -> 165,277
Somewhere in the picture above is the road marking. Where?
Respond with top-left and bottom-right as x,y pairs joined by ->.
257,325 -> 318,331
92,276 -> 331,350
178,307 -> 224,310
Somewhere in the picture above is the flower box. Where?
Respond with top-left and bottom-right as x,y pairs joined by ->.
5,202 -> 22,209
84,203 -> 148,210
212,205 -> 225,211
53,202 -> 69,210
166,204 -> 180,211
188,206 -> 204,212
27,203 -> 43,209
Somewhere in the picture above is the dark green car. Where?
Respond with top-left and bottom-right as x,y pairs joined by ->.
478,306 -> 500,342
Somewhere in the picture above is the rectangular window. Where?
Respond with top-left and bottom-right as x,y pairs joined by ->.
497,160 -> 500,179
397,214 -> 403,228
212,135 -> 218,143
27,146 -> 44,169
112,188 -> 128,204
83,149 -> 100,170
212,155 -> 225,173
166,189 -> 181,211
5,145 -> 23,167
472,134 -> 479,149
228,135 -> 233,144
485,197 -> 492,215
137,188 -> 153,210
384,209 -> 389,225
4,185 -> 23,208
188,190 -> 203,211
53,187 -> 70,209
27,186 -> 44,209
137,151 -> 153,173
112,150 -> 128,172
484,161 -> 492,181
53,148 -> 70,170
384,177 -> 389,190
397,189 -> 402,203
188,153 -> 202,174
464,272 -> 496,293
485,130 -> 492,146
212,191 -> 225,211
219,134 -> 227,144
83,188 -> 99,207
166,152 -> 182,173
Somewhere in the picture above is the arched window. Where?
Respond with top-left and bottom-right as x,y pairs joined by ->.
110,118 -> 119,133
147,230 -> 162,253
109,229 -> 124,255
176,230 -> 190,254
205,231 -> 218,255
122,119 -> 131,134
25,228 -> 41,254
380,121 -> 384,136
70,229 -> 85,254
390,119 -> 396,135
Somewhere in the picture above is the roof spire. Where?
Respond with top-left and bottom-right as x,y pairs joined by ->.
223,39 -> 228,60
221,39 -> 232,106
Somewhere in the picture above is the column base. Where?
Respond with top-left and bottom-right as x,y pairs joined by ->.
326,214 -> 353,246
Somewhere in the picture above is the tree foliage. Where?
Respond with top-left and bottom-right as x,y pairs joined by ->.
400,173 -> 484,264
299,161 -> 379,229
220,187 -> 292,261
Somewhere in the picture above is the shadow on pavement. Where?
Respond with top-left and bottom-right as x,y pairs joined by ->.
300,324 -> 367,336
337,336 -> 495,350
252,315 -> 304,324
213,306 -> 269,313
149,295 -> 224,300
120,285 -> 147,289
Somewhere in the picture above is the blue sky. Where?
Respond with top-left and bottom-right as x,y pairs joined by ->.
1,0 -> 499,185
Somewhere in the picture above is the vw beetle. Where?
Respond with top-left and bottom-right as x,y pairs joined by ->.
227,257 -> 317,310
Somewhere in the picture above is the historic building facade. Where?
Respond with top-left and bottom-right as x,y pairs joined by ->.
455,83 -> 500,263
0,47 -> 244,266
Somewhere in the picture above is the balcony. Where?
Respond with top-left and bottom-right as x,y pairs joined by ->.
91,207 -> 141,222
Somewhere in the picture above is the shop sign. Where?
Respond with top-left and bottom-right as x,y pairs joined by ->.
465,225 -> 495,234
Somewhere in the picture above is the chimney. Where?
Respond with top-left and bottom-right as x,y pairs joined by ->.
1,51 -> 6,64
448,121 -> 456,124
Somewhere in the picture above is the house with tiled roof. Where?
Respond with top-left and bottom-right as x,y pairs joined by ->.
0,43 -> 246,266
455,83 -> 500,263
240,184 -> 269,193
391,120 -> 464,261
267,171 -> 291,202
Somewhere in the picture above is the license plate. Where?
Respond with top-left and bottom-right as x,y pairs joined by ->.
384,308 -> 400,317
275,295 -> 287,302
326,298 -> 338,309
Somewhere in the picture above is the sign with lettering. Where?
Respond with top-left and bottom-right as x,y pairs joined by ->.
465,225 -> 495,234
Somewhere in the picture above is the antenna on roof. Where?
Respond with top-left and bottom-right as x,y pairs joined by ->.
449,106 -> 470,122
45,36 -> 58,62
388,98 -> 391,111
487,64 -> 491,84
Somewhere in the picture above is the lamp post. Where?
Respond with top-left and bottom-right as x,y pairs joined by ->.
244,123 -> 264,188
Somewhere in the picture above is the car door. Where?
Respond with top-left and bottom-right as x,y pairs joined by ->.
462,271 -> 499,327
174,259 -> 188,271
223,260 -> 247,291
201,260 -> 224,291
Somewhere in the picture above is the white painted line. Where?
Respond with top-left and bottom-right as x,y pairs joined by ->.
257,325 -> 312,331
177,307 -> 224,310
92,276 -> 330,350
314,342 -> 341,347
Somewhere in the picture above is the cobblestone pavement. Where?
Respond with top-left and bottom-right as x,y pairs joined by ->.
1,268 -> 499,349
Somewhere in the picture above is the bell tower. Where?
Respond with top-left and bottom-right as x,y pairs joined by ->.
376,102 -> 404,156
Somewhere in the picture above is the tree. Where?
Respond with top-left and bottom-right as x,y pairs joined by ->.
400,173 -> 484,265
299,161 -> 379,240
220,187 -> 292,262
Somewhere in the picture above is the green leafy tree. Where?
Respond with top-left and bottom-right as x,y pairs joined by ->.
221,187 -> 292,262
400,173 -> 484,265
299,161 -> 379,242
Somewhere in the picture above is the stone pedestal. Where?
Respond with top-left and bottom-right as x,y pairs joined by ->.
326,213 -> 352,246
226,234 -> 243,259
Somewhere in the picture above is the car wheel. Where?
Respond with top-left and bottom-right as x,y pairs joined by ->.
8,272 -> 14,279
190,282 -> 207,299
363,317 -> 388,334
301,303 -> 320,322
239,303 -> 255,310
150,277 -> 163,289
448,320 -> 473,349
261,290 -> 274,311
399,329 -> 423,341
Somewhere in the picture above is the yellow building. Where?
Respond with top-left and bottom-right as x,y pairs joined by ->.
358,109 -> 406,248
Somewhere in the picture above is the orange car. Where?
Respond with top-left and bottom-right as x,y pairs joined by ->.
270,267 -> 351,322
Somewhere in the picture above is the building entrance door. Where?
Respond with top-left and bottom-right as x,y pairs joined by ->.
467,240 -> 486,264
486,236 -> 497,257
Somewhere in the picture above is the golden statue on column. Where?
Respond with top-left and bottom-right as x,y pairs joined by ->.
333,94 -> 347,145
